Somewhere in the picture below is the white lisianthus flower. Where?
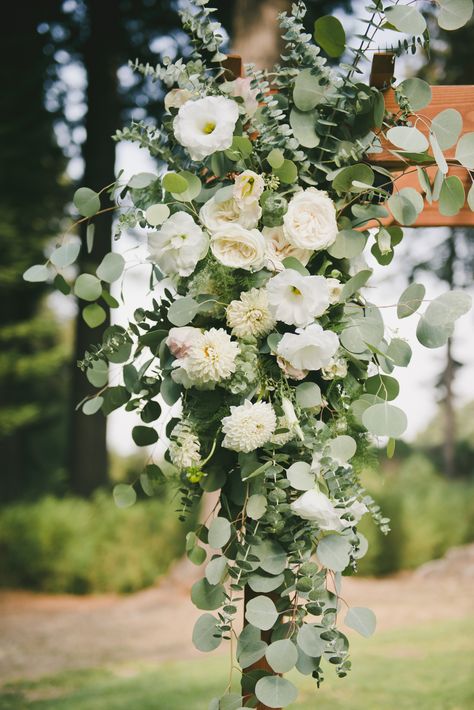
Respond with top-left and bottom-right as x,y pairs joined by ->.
168,421 -> 202,470
164,88 -> 194,112
277,323 -> 339,372
266,269 -> 331,327
326,277 -> 343,304
166,326 -> 201,359
211,223 -> 266,271
222,400 -> 277,453
226,288 -> 275,339
283,188 -> 338,251
262,226 -> 313,272
148,212 -> 208,277
225,77 -> 259,117
291,489 -> 345,531
321,356 -> 348,381
199,194 -> 261,233
233,170 -> 265,206
176,328 -> 239,386
173,96 -> 239,161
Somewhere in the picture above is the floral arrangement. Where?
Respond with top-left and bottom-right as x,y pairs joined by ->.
24,0 -> 474,707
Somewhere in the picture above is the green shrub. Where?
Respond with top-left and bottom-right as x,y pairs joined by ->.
0,492 -> 191,594
358,454 -> 474,575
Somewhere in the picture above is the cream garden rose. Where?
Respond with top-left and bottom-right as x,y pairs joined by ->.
262,226 -> 313,272
173,96 -> 239,161
283,187 -> 338,251
199,192 -> 261,233
210,223 -> 266,271
148,212 -> 208,277
164,88 -> 194,111
277,323 -> 339,372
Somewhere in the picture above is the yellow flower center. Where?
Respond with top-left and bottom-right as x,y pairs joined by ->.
292,287 -> 302,296
203,122 -> 216,134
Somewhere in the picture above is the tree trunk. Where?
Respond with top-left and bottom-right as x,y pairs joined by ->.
69,0 -> 120,496
231,0 -> 291,69
442,338 -> 456,478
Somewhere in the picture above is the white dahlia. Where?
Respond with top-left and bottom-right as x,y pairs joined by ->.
173,96 -> 239,161
222,400 -> 277,453
179,328 -> 239,386
226,288 -> 275,339
168,421 -> 202,470
266,269 -> 331,327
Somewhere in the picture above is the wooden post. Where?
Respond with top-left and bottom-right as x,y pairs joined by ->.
242,586 -> 276,710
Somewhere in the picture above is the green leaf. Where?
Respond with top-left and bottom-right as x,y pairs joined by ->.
267,148 -> 284,169
96,252 -> 125,283
295,382 -> 322,408
162,172 -> 188,193
365,375 -> 399,401
387,188 -> 423,225
397,282 -> 426,318
345,607 -> 377,638
253,540 -> 287,574
328,435 -> 357,463
127,172 -> 157,189
362,403 -> 407,438
73,187 -> 101,218
74,273 -> 102,301
417,167 -> 432,203
86,359 -> 108,388
332,164 -> 374,195
23,265 -> 49,282
86,223 -> 95,253
289,108 -> 319,148
50,241 -> 81,268
468,183 -> 474,211
191,578 -> 226,611
416,317 -> 454,348
245,595 -> 278,631
101,386 -> 130,414
255,676 -> 297,708
286,461 -> 314,491
385,5 -> 427,34
387,126 -> 429,153
272,159 -> 298,184
430,132 -> 448,175
296,623 -> 326,657
455,132 -> 474,169
327,230 -> 367,259
172,171 -> 202,202
82,396 -> 104,415
168,296 -> 200,326
281,257 -> 309,275
236,624 -> 267,668
205,556 -> 227,585
132,425 -> 158,446
113,483 -> 136,509
439,176 -> 465,216
192,613 -> 222,652
225,135 -> 253,161
145,204 -> 170,226
265,640 -> 298,674
82,303 -> 106,328
247,573 -> 284,593
140,400 -> 162,423
317,534 -> 352,572
53,273 -> 71,295
423,290 -> 472,326
397,78 -> 432,111
293,68 -> 329,111
160,376 -> 181,406
247,494 -> 267,520
208,517 -> 231,549
386,338 -> 412,367
438,0 -> 473,30
341,269 -> 372,300
314,15 -> 346,57
431,109 -> 463,150
340,305 -> 384,354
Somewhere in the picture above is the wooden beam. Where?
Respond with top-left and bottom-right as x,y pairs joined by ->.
369,51 -> 395,89
221,54 -> 244,81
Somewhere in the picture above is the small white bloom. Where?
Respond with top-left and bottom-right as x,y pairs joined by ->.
164,88 -> 194,111
168,420 -> 202,470
321,356 -> 348,381
211,223 -> 266,271
345,500 -> 368,524
281,397 -> 304,440
266,269 -> 331,327
166,326 -> 201,359
276,355 -> 308,380
225,77 -> 259,117
176,328 -> 239,386
233,170 -> 265,206
200,193 -> 261,233
226,288 -> 275,339
271,416 -> 296,446
291,489 -> 345,531
283,188 -> 338,251
326,277 -> 343,304
173,96 -> 239,161
262,226 -> 313,272
222,399 -> 277,453
148,212 -> 208,277
277,323 -> 339,372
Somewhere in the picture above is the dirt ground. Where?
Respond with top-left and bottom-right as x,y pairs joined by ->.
1,546 -> 473,684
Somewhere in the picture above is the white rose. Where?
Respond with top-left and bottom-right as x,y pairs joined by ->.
283,188 -> 338,251
210,223 -> 266,271
225,77 -> 259,117
233,170 -> 265,206
173,96 -> 239,161
166,327 -> 201,359
164,88 -> 194,111
266,269 -> 331,327
277,323 -> 339,372
291,489 -> 345,532
262,226 -> 313,272
148,211 -> 208,277
200,193 -> 261,234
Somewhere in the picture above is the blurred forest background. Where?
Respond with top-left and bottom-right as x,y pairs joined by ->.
1,0 -> 473,596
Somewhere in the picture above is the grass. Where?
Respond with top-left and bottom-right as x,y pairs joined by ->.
1,617 -> 473,710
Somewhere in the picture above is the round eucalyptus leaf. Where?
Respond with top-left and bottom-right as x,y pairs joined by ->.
387,188 -> 423,225
416,317 -> 454,348
50,241 -> 81,268
113,483 -> 136,509
218,694 -> 244,710
386,338 -> 412,367
86,359 -> 108,387
468,183 -> 474,211
205,556 -> 228,585
293,68 -> 329,111
192,613 -> 222,652
273,159 -> 297,184
439,176 -> 465,217
145,203 -> 170,226
385,5 -> 426,35
208,517 -> 231,549
328,435 -> 357,463
265,639 -> 298,673
387,126 -> 429,153
132,425 -> 158,446
296,646 -> 320,675
267,148 -> 285,169
253,540 -> 287,575
431,109 -> 463,150
365,375 -> 399,401
127,172 -> 157,189
286,461 -> 315,491
187,544 -> 207,567
247,572 -> 285,593
96,252 -> 125,283
423,290 -> 472,326
236,623 -> 267,668
397,282 -> 426,318
327,230 -> 367,259
289,108 -> 320,148
160,376 -> 181,405
332,164 -> 374,195
162,171 -> 188,193
245,595 -> 278,631
172,171 -> 202,202
341,269 -> 372,300
317,534 -> 352,572
191,578 -> 226,611
362,403 -> 407,438
247,494 -> 267,520
430,131 -> 448,175
345,606 -> 377,638
23,265 -> 49,282
397,78 -> 432,111
168,296 -> 200,326
82,396 -> 104,415
438,0 -> 473,30
74,273 -> 102,301
314,15 -> 346,57
455,132 -> 474,169
295,382 -> 322,408
255,676 -> 298,708
340,305 -> 384,354
73,187 -> 100,218
82,303 -> 106,328
296,623 -> 326,657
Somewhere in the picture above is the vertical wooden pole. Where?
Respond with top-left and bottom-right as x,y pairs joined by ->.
243,586 -> 278,710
